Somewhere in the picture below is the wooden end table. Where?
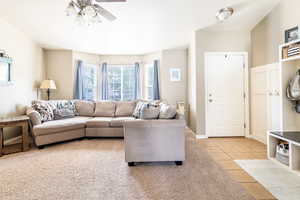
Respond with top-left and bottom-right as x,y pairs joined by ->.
0,115 -> 30,157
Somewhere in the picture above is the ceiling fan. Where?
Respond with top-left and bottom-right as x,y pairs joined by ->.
66,0 -> 126,25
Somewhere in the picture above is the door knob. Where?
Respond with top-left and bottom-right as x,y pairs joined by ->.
209,99 -> 213,103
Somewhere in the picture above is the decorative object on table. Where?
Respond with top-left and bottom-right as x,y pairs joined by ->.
286,69 -> 300,113
0,50 -> 13,86
170,68 -> 181,82
0,115 -> 30,157
66,0 -> 126,26
285,26 -> 299,43
40,80 -> 57,100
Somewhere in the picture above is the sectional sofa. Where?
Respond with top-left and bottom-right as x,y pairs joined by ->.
26,100 -> 185,147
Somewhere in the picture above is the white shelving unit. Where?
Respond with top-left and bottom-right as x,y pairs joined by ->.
278,40 -> 300,131
267,40 -> 300,174
268,132 -> 300,175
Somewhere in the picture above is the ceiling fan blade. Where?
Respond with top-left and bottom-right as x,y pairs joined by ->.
94,5 -> 117,21
95,0 -> 126,2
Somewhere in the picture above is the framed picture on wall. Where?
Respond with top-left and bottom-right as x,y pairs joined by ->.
170,68 -> 181,82
285,26 -> 299,43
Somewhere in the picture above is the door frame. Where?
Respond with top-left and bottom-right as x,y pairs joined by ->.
204,52 -> 249,138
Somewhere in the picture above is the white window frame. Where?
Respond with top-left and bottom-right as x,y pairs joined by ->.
82,63 -> 98,101
106,64 -> 136,101
145,63 -> 154,100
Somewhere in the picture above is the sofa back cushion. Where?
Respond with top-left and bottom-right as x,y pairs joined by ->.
75,100 -> 95,117
115,101 -> 137,117
94,101 -> 116,117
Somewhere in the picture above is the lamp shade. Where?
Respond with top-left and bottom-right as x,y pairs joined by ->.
40,80 -> 56,90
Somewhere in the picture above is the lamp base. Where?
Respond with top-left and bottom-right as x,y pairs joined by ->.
47,89 -> 50,100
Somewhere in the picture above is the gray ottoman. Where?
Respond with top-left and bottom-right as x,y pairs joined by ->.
123,118 -> 186,166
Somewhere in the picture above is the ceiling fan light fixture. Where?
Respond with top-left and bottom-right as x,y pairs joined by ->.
66,1 -> 77,17
66,0 -> 126,26
83,5 -> 97,18
216,7 -> 234,22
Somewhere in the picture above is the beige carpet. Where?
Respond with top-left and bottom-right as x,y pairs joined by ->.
0,130 -> 254,200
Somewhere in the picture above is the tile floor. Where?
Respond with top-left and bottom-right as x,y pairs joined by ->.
198,137 -> 277,200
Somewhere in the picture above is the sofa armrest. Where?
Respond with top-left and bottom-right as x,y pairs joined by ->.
26,106 -> 42,127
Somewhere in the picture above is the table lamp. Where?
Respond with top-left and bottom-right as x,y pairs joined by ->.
40,80 -> 56,100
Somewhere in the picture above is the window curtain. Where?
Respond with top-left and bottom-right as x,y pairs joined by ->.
134,62 -> 140,100
101,63 -> 108,100
153,60 -> 160,100
74,60 -> 86,100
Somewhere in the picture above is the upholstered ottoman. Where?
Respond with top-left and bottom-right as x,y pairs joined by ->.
123,118 -> 186,166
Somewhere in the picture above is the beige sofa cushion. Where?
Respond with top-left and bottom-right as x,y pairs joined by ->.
86,117 -> 113,128
33,117 -> 91,136
110,117 -> 136,127
94,101 -> 116,117
75,100 -> 95,117
115,101 -> 137,117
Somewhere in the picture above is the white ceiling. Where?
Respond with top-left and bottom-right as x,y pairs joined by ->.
0,0 -> 279,55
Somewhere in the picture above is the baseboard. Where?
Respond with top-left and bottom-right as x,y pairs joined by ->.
196,135 -> 208,139
189,129 -> 208,139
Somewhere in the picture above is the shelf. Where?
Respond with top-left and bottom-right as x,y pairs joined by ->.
281,55 -> 300,62
280,39 -> 300,48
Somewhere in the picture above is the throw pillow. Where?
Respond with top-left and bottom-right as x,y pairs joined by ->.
52,100 -> 76,120
31,100 -> 55,122
139,103 -> 160,119
133,101 -> 146,118
159,103 -> 177,119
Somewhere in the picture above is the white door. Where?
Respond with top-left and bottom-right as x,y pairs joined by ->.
206,53 -> 246,137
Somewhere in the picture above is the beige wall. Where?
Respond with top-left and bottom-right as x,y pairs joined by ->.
160,49 -> 187,105
188,33 -> 197,132
0,18 -> 45,139
73,51 -> 100,66
44,50 -> 74,100
188,29 -> 251,135
99,55 -> 143,65
251,0 -> 300,67
44,50 -> 187,106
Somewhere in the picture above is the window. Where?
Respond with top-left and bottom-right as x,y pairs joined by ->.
82,63 -> 97,101
145,64 -> 154,100
107,65 -> 136,101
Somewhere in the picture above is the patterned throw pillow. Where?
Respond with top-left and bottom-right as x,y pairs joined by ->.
133,101 -> 145,118
52,100 -> 77,120
159,103 -> 177,119
139,103 -> 160,119
32,100 -> 56,122
133,101 -> 160,119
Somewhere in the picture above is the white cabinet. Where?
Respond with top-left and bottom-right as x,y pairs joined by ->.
251,63 -> 282,144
